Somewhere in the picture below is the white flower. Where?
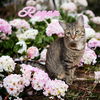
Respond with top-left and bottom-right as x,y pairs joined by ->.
17,29 -> 38,41
91,17 -> 100,25
43,79 -> 69,98
40,48 -> 47,61
0,56 -> 15,72
9,19 -> 30,30
3,74 -> 24,96
81,46 -> 97,65
61,2 -> 77,12
95,32 -> 100,40
16,40 -> 27,54
74,0 -> 88,7
85,10 -> 95,17
85,28 -> 95,39
94,71 -> 100,83
26,0 -> 37,6
30,17 -> 41,25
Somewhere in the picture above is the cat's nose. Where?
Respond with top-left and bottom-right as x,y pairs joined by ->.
71,35 -> 76,40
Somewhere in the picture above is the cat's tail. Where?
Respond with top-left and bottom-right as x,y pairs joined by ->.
14,59 -> 46,71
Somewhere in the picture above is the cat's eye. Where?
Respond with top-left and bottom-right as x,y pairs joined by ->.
67,32 -> 70,34
76,30 -> 79,34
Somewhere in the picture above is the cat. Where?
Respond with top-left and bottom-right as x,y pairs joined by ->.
46,16 -> 86,85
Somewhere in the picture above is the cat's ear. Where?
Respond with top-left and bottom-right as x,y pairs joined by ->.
59,21 -> 66,30
77,15 -> 84,27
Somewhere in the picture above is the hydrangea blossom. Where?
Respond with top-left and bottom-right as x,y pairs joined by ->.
31,67 -> 50,90
85,28 -> 95,39
61,2 -> 77,12
94,71 -> 100,83
3,74 -> 24,96
27,46 -> 39,59
0,56 -> 15,72
20,64 -> 33,87
16,40 -> 27,54
88,38 -> 100,48
43,79 -> 69,99
74,0 -> 88,7
9,19 -> 30,30
81,46 -> 97,65
46,19 -> 64,37
0,18 -> 12,34
91,17 -> 100,25
17,29 -> 38,41
85,10 -> 95,17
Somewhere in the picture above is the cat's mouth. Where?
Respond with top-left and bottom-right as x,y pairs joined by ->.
69,43 -> 83,51
70,43 -> 77,48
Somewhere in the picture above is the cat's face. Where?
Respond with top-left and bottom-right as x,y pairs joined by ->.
60,16 -> 86,50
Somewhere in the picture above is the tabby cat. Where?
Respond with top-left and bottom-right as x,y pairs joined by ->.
46,16 -> 86,85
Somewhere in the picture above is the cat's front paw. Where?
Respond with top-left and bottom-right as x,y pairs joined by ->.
65,76 -> 74,85
57,73 -> 66,79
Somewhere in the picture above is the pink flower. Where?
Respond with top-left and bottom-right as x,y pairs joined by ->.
0,18 -> 12,34
88,38 -> 100,48
27,46 -> 39,59
31,68 -> 49,90
91,17 -> 100,25
46,19 -> 64,37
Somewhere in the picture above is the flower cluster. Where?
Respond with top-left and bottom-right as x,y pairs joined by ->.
2,64 -> 69,99
88,38 -> 100,48
0,18 -> 12,34
20,64 -> 33,86
31,66 -> 69,99
85,10 -> 95,18
17,29 -> 38,41
91,17 -> 100,25
0,56 -> 15,72
43,79 -> 69,98
81,46 -> 97,65
3,74 -> 24,96
9,19 -> 30,30
31,67 -> 49,90
85,28 -> 96,39
61,2 -> 77,12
